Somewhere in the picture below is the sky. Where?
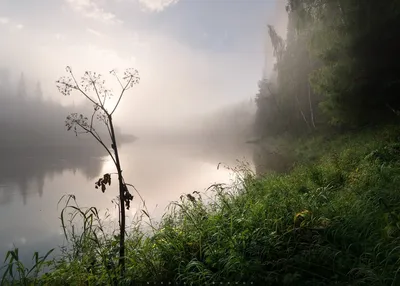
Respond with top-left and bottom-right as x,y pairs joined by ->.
0,0 -> 288,133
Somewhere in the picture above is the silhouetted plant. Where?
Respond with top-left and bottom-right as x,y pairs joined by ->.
56,66 -> 140,277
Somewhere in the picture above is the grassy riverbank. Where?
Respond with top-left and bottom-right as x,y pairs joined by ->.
3,125 -> 400,285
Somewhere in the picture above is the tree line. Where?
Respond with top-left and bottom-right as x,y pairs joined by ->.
0,68 -> 131,151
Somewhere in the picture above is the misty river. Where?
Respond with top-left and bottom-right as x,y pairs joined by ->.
0,139 -> 253,267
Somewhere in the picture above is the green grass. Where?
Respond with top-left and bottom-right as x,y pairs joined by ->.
3,125 -> 400,285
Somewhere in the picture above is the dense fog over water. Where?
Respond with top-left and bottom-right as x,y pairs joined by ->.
0,0 -> 288,269
0,71 -> 255,267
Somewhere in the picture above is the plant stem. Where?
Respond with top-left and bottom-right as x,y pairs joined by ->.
108,114 -> 125,277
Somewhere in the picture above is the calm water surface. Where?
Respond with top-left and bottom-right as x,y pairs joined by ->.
0,140 -> 252,267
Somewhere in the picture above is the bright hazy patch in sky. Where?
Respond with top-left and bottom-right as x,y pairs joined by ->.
138,0 -> 180,12
0,0 -> 287,132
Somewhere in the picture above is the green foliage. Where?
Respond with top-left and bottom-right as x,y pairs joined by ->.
294,0 -> 400,126
1,248 -> 54,286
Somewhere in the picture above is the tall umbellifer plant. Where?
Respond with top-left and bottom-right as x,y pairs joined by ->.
56,66 -> 139,276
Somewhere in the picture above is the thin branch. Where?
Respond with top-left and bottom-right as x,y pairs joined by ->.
104,120 -> 113,139
102,89 -> 108,107
87,72 -> 105,110
90,108 -> 98,131
91,128 -> 106,147
110,78 -> 131,116
113,72 -> 124,90
75,121 -> 117,166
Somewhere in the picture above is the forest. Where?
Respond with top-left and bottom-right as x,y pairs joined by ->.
253,0 -> 400,174
2,0 -> 400,285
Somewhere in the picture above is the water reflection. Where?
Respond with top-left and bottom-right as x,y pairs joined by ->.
0,146 -> 110,273
0,146 -> 105,206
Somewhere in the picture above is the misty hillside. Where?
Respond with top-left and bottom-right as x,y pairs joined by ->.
135,99 -> 255,147
0,68 -> 135,153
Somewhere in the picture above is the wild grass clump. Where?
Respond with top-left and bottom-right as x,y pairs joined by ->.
3,126 -> 400,285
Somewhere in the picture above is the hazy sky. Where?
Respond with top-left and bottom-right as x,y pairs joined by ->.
0,0 -> 287,132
